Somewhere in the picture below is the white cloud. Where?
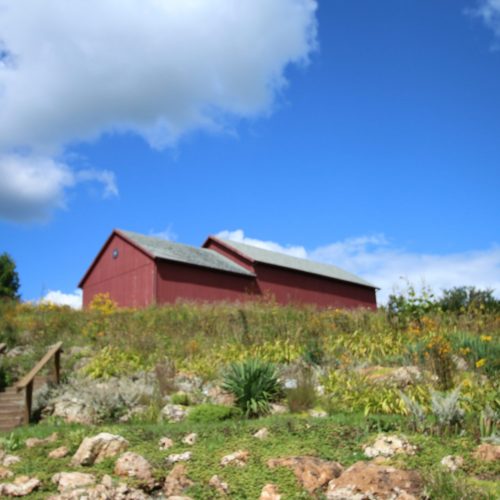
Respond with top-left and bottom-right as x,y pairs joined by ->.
0,0 -> 316,221
150,225 -> 178,241
0,154 -> 117,222
470,0 -> 500,38
0,0 -> 317,151
41,289 -> 82,309
217,229 -> 308,258
218,229 -> 500,303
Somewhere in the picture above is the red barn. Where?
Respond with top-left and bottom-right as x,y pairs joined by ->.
79,229 -> 377,309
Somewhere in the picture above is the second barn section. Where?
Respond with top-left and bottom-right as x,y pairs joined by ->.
79,230 -> 378,309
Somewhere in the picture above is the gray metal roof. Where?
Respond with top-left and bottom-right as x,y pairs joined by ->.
119,230 -> 255,277
219,239 -> 376,288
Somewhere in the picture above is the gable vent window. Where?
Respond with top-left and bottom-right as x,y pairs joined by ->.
112,249 -> 119,259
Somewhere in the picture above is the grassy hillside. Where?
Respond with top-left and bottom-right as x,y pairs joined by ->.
0,295 -> 498,498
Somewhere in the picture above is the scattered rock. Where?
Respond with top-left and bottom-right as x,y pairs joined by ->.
52,472 -> 96,492
0,466 -> 14,479
25,432 -> 58,448
159,437 -> 175,450
269,403 -> 287,415
0,452 -> 21,467
182,433 -> 197,446
174,373 -> 203,394
267,456 -> 343,493
163,464 -> 194,497
359,366 -> 421,388
161,404 -> 190,423
50,400 -> 93,425
47,480 -> 149,499
0,476 -> 40,497
209,475 -> 230,495
203,384 -> 235,406
49,447 -> 69,459
364,435 -> 416,458
309,409 -> 328,418
71,432 -> 129,466
441,455 -> 464,472
220,450 -> 249,467
326,461 -> 422,499
253,428 -> 269,440
473,443 -> 500,462
114,452 -> 154,488
166,452 -> 192,464
260,483 -> 281,500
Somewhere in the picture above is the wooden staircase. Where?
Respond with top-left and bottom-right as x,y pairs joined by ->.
0,342 -> 63,433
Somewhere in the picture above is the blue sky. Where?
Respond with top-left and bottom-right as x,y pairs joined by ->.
0,0 -> 499,306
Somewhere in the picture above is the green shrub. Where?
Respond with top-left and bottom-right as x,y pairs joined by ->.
187,403 -> 240,423
286,367 -> 317,413
302,337 -> 325,366
423,470 -> 493,499
171,392 -> 190,406
222,359 -> 282,417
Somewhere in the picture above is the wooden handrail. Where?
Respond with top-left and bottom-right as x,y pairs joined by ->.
16,342 -> 63,390
16,341 -> 63,425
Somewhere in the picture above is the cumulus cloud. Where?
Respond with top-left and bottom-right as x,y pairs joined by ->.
41,289 -> 82,309
0,154 -> 117,222
218,229 -> 500,303
217,229 -> 308,258
0,0 -> 317,221
0,0 -> 317,150
472,0 -> 500,37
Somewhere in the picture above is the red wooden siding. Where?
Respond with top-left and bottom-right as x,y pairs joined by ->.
82,234 -> 155,308
155,260 -> 258,304
252,262 -> 376,309
204,238 -> 377,310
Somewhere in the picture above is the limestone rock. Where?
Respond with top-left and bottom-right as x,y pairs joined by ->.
182,433 -> 197,446
268,456 -> 343,493
0,466 -> 14,479
163,464 -> 194,497
253,428 -> 269,440
203,384 -> 235,406
166,452 -> 192,464
114,452 -> 154,487
49,446 -> 69,459
269,403 -> 287,415
71,432 -> 129,466
326,461 -> 422,499
209,475 -> 230,495
52,472 -> 96,492
161,404 -> 189,423
473,443 -> 500,462
0,453 -> 21,467
260,483 -> 281,500
440,455 -> 464,472
220,450 -> 249,467
47,480 -> 149,499
159,437 -> 175,450
25,432 -> 58,448
309,409 -> 328,418
364,435 -> 416,458
0,476 -> 40,497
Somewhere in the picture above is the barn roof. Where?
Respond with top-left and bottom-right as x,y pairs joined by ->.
216,238 -> 376,288
119,230 -> 255,277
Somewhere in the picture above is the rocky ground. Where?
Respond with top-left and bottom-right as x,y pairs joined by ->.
0,414 -> 498,499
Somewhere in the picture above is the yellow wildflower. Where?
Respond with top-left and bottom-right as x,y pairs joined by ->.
475,358 -> 486,368
480,335 -> 492,342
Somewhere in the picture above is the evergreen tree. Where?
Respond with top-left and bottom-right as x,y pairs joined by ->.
0,252 -> 20,300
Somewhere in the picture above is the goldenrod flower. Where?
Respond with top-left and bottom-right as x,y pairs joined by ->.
480,335 -> 492,342
475,358 -> 486,368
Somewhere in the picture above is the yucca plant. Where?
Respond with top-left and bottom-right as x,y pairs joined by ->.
222,359 -> 282,417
